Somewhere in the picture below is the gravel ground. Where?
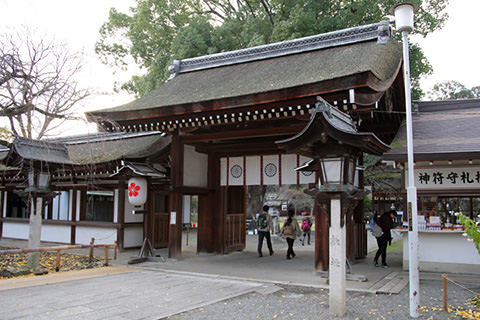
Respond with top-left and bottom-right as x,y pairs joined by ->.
168,279 -> 479,320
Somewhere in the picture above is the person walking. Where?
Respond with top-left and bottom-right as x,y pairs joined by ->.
373,210 -> 398,268
257,205 -> 274,257
300,215 -> 312,245
280,209 -> 301,259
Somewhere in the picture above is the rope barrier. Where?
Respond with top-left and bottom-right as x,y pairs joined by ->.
443,274 -> 480,311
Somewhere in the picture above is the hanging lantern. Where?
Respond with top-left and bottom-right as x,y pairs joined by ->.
128,177 -> 147,206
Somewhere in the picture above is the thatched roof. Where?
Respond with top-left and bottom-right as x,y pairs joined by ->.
6,132 -> 170,165
87,21 -> 401,120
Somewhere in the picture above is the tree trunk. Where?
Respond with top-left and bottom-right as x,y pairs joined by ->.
27,197 -> 42,271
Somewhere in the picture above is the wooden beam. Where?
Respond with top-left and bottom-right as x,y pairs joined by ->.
181,124 -> 305,143
194,140 -> 283,156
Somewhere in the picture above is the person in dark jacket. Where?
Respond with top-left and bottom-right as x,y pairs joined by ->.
257,205 -> 274,257
373,210 -> 398,268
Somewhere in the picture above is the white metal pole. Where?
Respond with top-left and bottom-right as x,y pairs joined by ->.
401,30 -> 420,318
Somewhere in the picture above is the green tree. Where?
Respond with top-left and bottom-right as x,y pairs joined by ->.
96,0 -> 448,99
456,212 -> 480,255
427,80 -> 480,100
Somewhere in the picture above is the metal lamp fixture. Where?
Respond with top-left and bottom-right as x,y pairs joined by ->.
392,2 -> 418,33
296,152 -> 358,190
25,170 -> 51,194
318,155 -> 357,187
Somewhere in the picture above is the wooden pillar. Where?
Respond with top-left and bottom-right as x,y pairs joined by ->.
168,192 -> 183,258
0,191 -> 4,238
346,206 -> 355,261
315,199 -> 329,271
198,153 -> 215,253
70,189 -> 77,245
117,179 -> 125,250
144,178 -> 153,244
168,135 -> 183,259
197,193 -> 209,253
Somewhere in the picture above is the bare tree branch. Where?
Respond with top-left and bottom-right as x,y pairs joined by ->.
259,0 -> 274,26
0,28 -> 89,139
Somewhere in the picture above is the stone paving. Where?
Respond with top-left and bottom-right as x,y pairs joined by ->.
0,268 -> 266,320
0,231 -> 476,319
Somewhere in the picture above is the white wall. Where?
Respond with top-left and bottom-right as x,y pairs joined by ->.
51,191 -> 69,220
2,221 -> 29,239
402,231 -> 480,274
75,226 -> 117,245
183,144 -> 208,187
41,225 -> 71,243
75,190 -> 81,221
1,191 -> 5,218
124,226 -> 143,248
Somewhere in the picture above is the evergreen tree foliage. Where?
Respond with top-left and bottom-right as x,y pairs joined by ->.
96,0 -> 448,99
427,80 -> 480,100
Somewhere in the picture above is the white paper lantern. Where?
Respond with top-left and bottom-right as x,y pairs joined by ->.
128,177 -> 147,206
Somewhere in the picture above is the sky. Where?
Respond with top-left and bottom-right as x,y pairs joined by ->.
0,0 -> 479,136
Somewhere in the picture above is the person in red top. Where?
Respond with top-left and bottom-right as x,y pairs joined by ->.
373,210 -> 398,268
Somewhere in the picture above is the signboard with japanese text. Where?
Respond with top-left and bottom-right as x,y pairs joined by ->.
413,166 -> 480,189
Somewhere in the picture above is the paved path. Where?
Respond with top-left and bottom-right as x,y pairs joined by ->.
1,230 -> 470,320
0,268 -> 266,320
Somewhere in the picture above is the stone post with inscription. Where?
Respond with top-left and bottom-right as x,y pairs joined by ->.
329,196 -> 345,316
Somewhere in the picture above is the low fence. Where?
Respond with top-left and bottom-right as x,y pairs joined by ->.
0,238 -> 118,271
443,273 -> 480,313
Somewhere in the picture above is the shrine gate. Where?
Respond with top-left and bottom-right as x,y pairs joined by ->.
87,21 -> 406,269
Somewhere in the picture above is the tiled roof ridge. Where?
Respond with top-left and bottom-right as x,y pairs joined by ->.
44,131 -> 165,145
167,20 -> 392,80
413,98 -> 480,113
14,135 -> 66,152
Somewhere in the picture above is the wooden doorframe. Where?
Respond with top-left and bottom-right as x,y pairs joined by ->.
149,190 -> 170,249
222,186 -> 246,254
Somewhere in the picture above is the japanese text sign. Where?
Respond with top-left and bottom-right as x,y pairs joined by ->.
413,166 -> 480,189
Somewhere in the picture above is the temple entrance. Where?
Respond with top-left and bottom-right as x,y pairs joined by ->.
89,22 -> 407,264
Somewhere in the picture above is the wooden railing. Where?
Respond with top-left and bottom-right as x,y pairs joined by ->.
0,238 -> 118,271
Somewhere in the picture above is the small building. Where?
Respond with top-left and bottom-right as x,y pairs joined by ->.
384,98 -> 480,274
0,132 -> 169,249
